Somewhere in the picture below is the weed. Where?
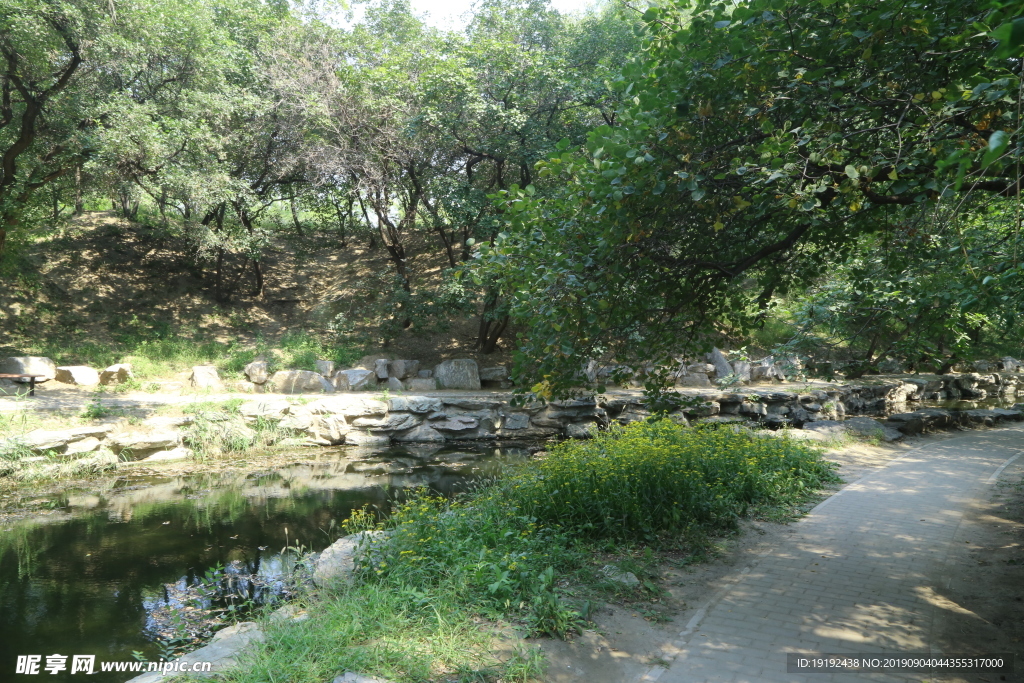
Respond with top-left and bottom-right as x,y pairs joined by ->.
80,398 -> 111,420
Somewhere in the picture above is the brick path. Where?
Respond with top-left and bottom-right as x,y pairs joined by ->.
642,427 -> 1024,683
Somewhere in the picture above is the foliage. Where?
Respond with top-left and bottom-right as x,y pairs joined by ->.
475,0 -> 1024,395
507,421 -> 837,541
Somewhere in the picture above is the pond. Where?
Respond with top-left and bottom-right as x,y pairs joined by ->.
0,444 -> 529,682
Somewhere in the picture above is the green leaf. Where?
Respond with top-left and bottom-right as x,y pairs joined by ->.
982,130 -> 1010,168
844,165 -> 860,180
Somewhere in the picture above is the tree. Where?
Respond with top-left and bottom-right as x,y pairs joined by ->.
476,0 -> 1024,395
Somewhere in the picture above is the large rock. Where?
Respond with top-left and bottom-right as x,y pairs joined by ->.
279,405 -> 314,431
0,356 -> 57,382
55,366 -> 100,386
18,425 -> 113,453
432,416 -> 479,431
334,368 -> 375,391
434,359 -> 481,390
351,412 -> 420,431
374,358 -> 390,379
305,415 -> 349,445
707,348 -> 733,380
392,423 -> 446,442
100,363 -> 134,385
842,416 -> 904,443
315,360 -> 336,377
345,431 -> 390,446
240,399 -> 291,421
387,396 -> 442,413
387,360 -> 420,380
731,361 -> 751,383
109,429 -> 181,454
244,361 -> 270,384
386,377 -> 404,392
308,396 -> 388,417
269,370 -> 333,394
190,366 -> 223,390
313,531 -> 387,586
404,378 -> 437,392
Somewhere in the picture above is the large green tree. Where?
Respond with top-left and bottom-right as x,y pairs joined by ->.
476,0 -> 1024,395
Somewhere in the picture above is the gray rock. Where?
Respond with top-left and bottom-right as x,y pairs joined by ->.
842,416 -> 904,442
308,396 -> 388,417
100,363 -> 135,386
731,361 -> 751,383
417,369 -> 433,378
316,360 -> 336,377
600,565 -> 640,587
63,437 -> 102,455
244,360 -> 270,384
126,621 -> 265,683
565,421 -> 598,439
500,413 -> 531,430
479,366 -> 508,382
240,399 -> 290,421
386,376 -> 404,392
802,420 -> 847,438
313,531 -> 388,586
190,365 -> 222,390
392,423 -> 446,443
374,358 -> 390,379
434,359 -> 481,390
387,396 -> 442,413
432,416 -> 479,431
352,412 -> 420,431
707,347 -> 733,379
333,671 -> 398,683
345,431 -> 390,446
18,425 -> 112,452
334,368 -> 375,391
139,447 -> 192,462
269,370 -> 334,394
387,360 -> 420,380
677,373 -> 711,387
55,366 -> 100,386
109,429 -> 181,454
404,377 -> 437,392
0,356 -> 57,381
305,415 -> 349,445
279,405 -> 314,431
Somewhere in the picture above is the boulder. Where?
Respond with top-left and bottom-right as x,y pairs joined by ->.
386,377 -> 404,392
269,370 -> 334,394
841,416 -> 904,443
307,396 -> 388,417
315,360 -> 336,377
404,378 -> 437,392
55,366 -> 100,386
707,347 -> 733,380
279,405 -> 314,431
432,416 -> 479,431
334,368 -> 375,391
676,373 -> 711,387
139,447 -> 192,462
500,413 -> 531,430
392,423 -> 446,443
387,396 -> 442,413
600,565 -> 640,587
305,415 -> 349,445
244,361 -> 270,384
479,366 -> 508,382
109,429 -> 181,454
64,437 -> 102,455
240,399 -> 290,421
100,363 -> 134,386
190,366 -> 222,390
731,361 -> 751,383
417,369 -> 433,378
387,360 -> 420,380
434,359 -> 481,390
374,358 -> 390,380
20,425 -> 113,452
0,356 -> 57,381
313,531 -> 388,586
351,413 -> 421,431
345,431 -> 390,447
565,421 -> 599,439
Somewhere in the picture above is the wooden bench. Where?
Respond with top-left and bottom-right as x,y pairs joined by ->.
0,373 -> 47,396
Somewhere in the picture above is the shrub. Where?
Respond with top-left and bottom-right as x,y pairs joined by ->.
506,421 -> 838,541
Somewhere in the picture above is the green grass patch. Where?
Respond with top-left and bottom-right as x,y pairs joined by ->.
228,421 -> 837,682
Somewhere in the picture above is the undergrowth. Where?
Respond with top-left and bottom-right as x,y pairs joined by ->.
229,421 -> 837,683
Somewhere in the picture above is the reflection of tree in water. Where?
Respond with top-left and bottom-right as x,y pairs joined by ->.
144,551 -> 314,649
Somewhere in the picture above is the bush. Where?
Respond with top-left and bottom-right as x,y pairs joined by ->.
507,421 -> 838,541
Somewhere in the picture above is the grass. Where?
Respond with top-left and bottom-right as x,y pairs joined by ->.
12,326 -> 364,381
181,401 -> 285,460
226,420 -> 838,683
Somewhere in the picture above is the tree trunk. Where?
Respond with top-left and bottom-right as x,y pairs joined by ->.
290,196 -> 303,235
475,291 -> 508,352
251,259 -> 264,297
74,166 -> 83,215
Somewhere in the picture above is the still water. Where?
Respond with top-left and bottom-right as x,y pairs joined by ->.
0,444 -> 527,682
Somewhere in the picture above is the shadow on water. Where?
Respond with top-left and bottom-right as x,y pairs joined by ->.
0,443 -> 529,682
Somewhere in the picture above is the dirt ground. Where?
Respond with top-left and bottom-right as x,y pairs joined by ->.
536,433 -> 1024,683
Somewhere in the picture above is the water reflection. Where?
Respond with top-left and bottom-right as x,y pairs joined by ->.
0,444 -> 527,682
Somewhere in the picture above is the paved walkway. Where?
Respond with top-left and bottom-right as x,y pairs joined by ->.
640,427 -> 1024,683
